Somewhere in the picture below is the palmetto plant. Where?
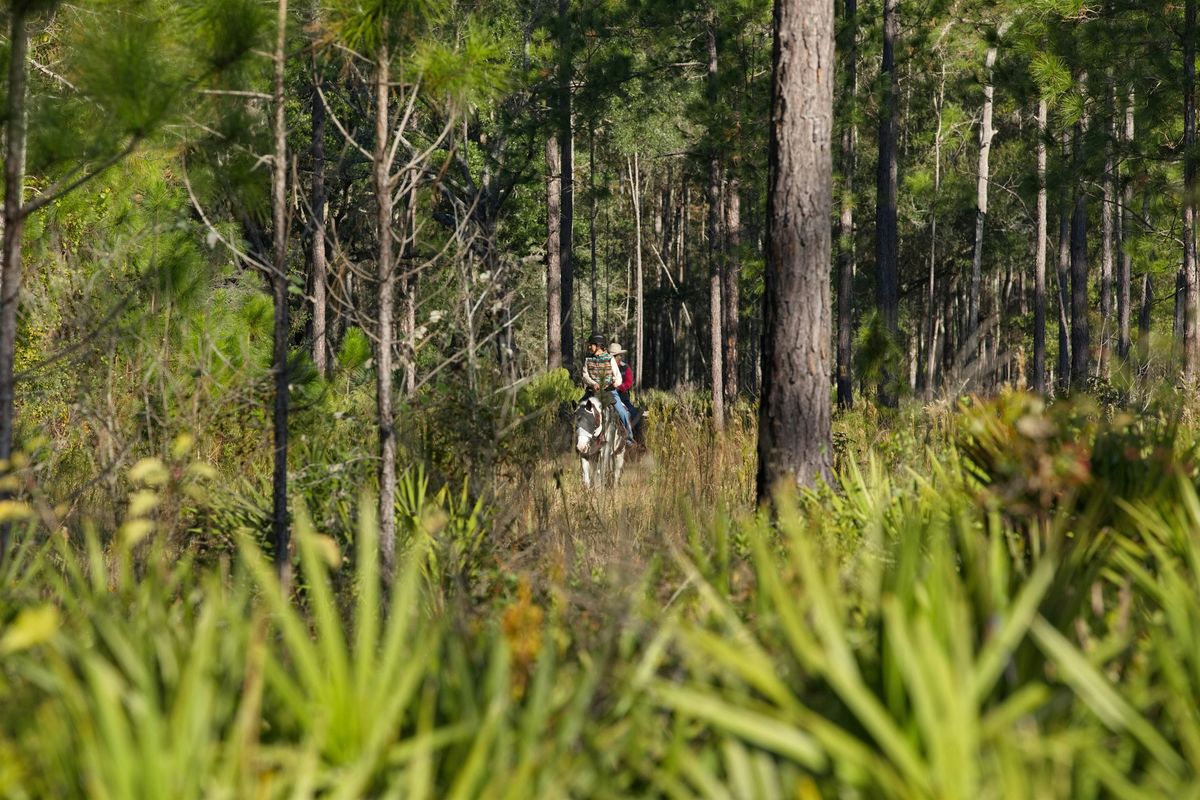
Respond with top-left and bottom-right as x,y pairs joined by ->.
10,411 -> 1200,797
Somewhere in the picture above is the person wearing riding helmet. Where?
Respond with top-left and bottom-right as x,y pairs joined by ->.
608,342 -> 642,435
581,333 -> 635,446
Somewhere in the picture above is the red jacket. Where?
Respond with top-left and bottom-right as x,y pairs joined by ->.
617,363 -> 633,393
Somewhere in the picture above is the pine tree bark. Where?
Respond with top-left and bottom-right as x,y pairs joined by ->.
271,0 -> 291,584
1100,105 -> 1116,377
706,17 -> 725,430
1033,98 -> 1048,394
757,0 -> 833,498
968,37 -> 1000,346
589,123 -> 598,334
374,48 -> 398,574
1070,120 -> 1091,392
660,170 -> 675,387
546,135 -> 563,370
1118,89 -> 1134,362
0,5 -> 28,564
311,61 -> 329,377
1185,0 -> 1198,380
836,0 -> 856,410
875,0 -> 899,407
1139,272 -> 1153,364
558,0 -> 575,369
1056,153 -> 1072,390
926,73 -> 944,397
630,153 -> 645,388
722,175 -> 741,402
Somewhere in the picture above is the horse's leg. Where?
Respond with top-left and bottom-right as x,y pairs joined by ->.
614,451 -> 624,487
581,457 -> 591,489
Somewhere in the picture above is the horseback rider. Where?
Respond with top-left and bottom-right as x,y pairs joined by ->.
607,342 -> 642,436
582,333 -> 635,446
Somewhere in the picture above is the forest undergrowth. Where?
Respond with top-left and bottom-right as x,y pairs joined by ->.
7,385 -> 1200,797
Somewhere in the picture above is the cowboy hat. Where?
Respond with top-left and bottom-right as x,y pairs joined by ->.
607,342 -> 627,356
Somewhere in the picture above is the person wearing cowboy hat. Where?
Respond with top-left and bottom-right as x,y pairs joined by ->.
608,342 -> 642,439
581,333 -> 635,445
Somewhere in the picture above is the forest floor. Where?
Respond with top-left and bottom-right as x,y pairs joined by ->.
495,402 -> 758,619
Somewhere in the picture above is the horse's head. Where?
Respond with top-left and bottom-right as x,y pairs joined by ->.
574,397 -> 602,456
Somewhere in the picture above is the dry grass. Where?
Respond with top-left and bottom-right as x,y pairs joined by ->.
495,398 -> 757,610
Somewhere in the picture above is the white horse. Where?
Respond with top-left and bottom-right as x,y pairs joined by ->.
574,395 -> 625,489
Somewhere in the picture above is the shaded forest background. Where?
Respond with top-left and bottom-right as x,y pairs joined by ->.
5,0 -> 1199,540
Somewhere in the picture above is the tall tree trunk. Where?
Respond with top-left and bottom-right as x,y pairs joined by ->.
546,135 -> 563,369
1056,159 -> 1072,391
1033,98 -> 1048,394
311,60 -> 329,377
943,272 -> 957,379
589,122 -> 598,334
630,153 -> 645,388
271,0 -> 291,583
1100,80 -> 1116,377
374,48 -> 398,574
404,196 -> 419,394
559,0 -> 575,369
0,5 -> 29,564
875,0 -> 900,407
722,175 -> 741,403
1186,0 -> 1198,380
757,0 -> 833,498
1139,272 -> 1153,365
1118,89 -> 1134,362
660,170 -> 675,387
680,180 -> 691,385
706,16 -> 725,430
968,35 -> 1000,346
836,0 -> 856,409
1177,267 -> 1187,347
1070,120 -> 1090,392
926,72 -> 945,397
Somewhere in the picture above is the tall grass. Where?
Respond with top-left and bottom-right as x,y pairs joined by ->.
5,393 -> 1200,796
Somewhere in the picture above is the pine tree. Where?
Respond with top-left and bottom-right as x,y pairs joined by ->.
758,0 -> 833,496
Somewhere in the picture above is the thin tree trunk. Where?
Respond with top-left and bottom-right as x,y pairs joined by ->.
403,195 -> 418,395
1186,0 -> 1198,380
1070,119 -> 1091,392
310,59 -> 329,377
1099,79 -> 1116,377
271,0 -> 291,583
926,71 -> 944,397
1177,267 -> 1187,347
546,135 -> 562,369
1033,98 -> 1048,394
875,0 -> 900,407
0,5 -> 29,564
969,35 -> 1001,345
661,168 -> 675,387
707,16 -> 725,430
757,0 -> 833,498
630,153 -> 645,388
374,48 -> 397,574
559,0 -> 575,368
723,175 -> 741,403
1118,89 -> 1134,362
943,272 -> 957,380
1056,158 -> 1072,391
680,180 -> 691,384
590,122 -> 598,334
1139,272 -> 1153,365
836,0 -> 856,409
